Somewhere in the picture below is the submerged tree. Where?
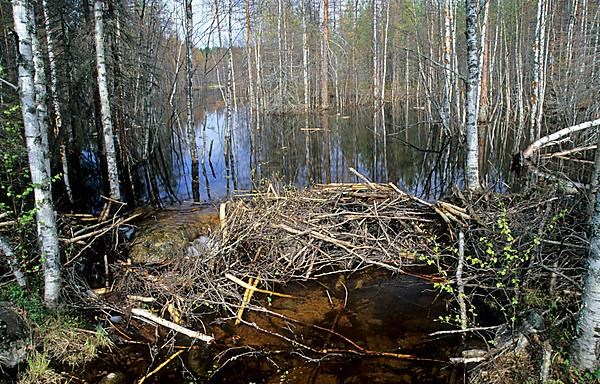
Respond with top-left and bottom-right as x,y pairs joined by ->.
12,0 -> 61,306
185,0 -> 200,202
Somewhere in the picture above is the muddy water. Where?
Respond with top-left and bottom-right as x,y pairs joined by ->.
91,270 -> 463,383
205,271 -> 461,384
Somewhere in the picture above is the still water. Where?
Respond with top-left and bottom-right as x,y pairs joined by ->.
169,106 -> 512,203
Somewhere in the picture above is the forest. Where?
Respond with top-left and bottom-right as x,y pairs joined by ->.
1,0 -> 600,382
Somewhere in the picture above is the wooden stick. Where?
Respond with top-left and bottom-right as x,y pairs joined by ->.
137,349 -> 185,384
225,273 -> 294,298
236,277 -> 259,325
219,202 -> 228,242
131,308 -> 213,343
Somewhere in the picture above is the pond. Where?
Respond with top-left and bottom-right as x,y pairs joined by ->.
168,105 -> 513,203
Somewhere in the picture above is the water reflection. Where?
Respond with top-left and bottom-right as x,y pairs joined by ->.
171,106 -> 512,202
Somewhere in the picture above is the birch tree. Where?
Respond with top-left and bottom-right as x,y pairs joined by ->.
185,0 -> 200,202
12,0 -> 61,306
464,0 -> 480,190
94,0 -> 121,201
572,130 -> 600,370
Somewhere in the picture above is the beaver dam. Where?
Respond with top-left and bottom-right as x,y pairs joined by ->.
75,179 -> 587,383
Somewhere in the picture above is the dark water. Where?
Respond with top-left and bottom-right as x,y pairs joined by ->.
169,106 -> 513,203
89,271 -> 467,383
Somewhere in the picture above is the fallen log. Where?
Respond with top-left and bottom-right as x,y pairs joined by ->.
521,118 -> 600,159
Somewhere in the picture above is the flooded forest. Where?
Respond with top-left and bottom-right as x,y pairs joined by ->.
1,0 -> 600,383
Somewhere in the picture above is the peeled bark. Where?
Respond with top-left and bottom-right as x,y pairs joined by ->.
94,0 -> 121,201
464,0 -> 480,190
13,0 -> 61,307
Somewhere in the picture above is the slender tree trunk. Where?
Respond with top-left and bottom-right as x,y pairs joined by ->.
465,0 -> 480,190
380,0 -> 390,106
372,0 -> 379,108
13,0 -> 61,306
477,0 -> 490,123
530,0 -> 547,141
277,0 -> 284,108
302,0 -> 310,112
441,0 -> 453,132
322,0 -> 329,110
94,0 -> 120,201
185,0 -> 200,202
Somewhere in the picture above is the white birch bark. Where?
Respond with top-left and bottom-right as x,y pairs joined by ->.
94,0 -> 120,201
572,130 -> 600,370
185,0 -> 200,202
0,235 -> 27,288
13,0 -> 61,306
465,0 -> 480,190
530,0 -> 546,141
277,0 -> 284,107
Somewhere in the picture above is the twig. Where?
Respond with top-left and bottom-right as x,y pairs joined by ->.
131,308 -> 213,343
137,349 -> 185,384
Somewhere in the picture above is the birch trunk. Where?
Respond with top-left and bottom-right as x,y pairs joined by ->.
94,0 -> 120,201
0,235 -> 27,288
572,131 -> 600,370
185,0 -> 200,202
465,0 -> 480,190
13,0 -> 61,306
530,0 -> 547,141
245,0 -> 255,117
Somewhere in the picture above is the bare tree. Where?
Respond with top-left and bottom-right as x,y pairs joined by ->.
321,0 -> 329,110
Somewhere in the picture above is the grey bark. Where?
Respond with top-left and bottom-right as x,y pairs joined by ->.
13,0 -> 61,307
94,0 -> 121,201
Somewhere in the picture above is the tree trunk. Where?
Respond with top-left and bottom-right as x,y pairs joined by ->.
321,0 -> 329,110
477,0 -> 490,123
302,0 -> 310,112
12,0 -> 61,306
572,131 -> 600,371
94,0 -> 121,201
185,0 -> 200,202
465,0 -> 480,190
